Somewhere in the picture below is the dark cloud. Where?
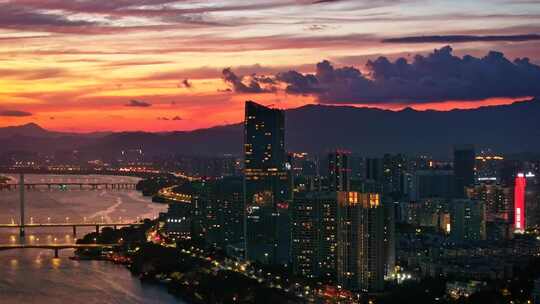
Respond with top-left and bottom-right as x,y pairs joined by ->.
143,63 -> 312,81
228,46 -> 540,103
157,117 -> 169,121
383,34 -> 540,44
276,70 -> 321,94
0,110 -> 33,117
222,68 -> 276,93
172,116 -> 182,121
0,3 -> 98,30
125,100 -> 152,107
1,0 -> 360,33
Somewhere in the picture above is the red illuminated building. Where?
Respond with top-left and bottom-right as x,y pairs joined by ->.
514,174 -> 527,232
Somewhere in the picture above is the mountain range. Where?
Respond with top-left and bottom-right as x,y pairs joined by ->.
1,98 -> 539,159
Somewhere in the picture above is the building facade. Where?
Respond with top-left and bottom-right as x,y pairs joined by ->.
328,150 -> 351,192
454,145 -> 475,198
337,192 -> 385,292
244,101 -> 291,264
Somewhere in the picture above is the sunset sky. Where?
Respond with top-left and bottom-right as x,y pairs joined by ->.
0,0 -> 539,132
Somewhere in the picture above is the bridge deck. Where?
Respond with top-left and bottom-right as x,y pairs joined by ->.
0,244 -> 116,250
0,223 -> 140,228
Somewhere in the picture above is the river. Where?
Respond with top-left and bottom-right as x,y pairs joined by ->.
0,174 -> 182,304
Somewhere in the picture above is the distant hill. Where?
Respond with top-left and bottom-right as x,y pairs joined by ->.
0,123 -> 57,139
1,98 -> 539,158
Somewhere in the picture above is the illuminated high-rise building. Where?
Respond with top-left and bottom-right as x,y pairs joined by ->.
292,191 -> 392,291
453,145 -> 475,198
337,192 -> 385,292
466,182 -> 512,222
475,151 -> 504,181
243,101 -> 290,265
328,150 -> 350,192
526,175 -> 540,228
382,154 -> 408,200
291,192 -> 339,281
514,173 -> 527,232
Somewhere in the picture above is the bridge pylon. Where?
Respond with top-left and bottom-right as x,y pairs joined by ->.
19,173 -> 25,237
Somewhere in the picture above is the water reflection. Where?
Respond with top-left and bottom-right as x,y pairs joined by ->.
0,174 -> 177,303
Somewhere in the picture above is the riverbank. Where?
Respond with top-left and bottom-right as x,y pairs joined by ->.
74,216 -> 366,304
75,224 -> 305,304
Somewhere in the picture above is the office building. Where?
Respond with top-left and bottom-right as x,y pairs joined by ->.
328,150 -> 351,192
454,145 -> 475,198
527,179 -> 540,228
382,154 -> 408,200
382,199 -> 396,278
244,101 -> 291,265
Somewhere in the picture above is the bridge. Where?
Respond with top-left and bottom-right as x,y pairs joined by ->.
0,182 -> 137,191
2,173 -> 144,237
0,243 -> 117,258
0,222 -> 142,236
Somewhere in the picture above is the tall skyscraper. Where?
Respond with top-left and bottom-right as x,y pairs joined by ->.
382,200 -> 396,279
328,150 -> 351,192
243,101 -> 291,265
454,145 -> 475,198
514,173 -> 527,232
526,176 -> 540,229
291,192 -> 339,281
382,154 -> 408,200
337,192 -> 385,292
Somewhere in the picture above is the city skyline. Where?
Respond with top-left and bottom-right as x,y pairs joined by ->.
1,0 -> 540,132
1,99 -> 540,303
